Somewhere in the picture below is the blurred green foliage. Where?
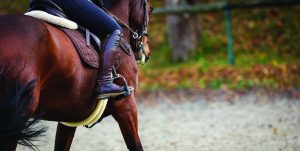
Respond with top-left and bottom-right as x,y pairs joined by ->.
0,0 -> 28,14
142,3 -> 300,92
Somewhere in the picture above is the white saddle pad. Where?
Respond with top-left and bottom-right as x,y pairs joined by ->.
25,10 -> 78,29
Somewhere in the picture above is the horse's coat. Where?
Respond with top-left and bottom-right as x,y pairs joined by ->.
0,0 -> 152,150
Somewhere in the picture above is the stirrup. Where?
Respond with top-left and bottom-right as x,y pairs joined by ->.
112,66 -> 134,97
97,66 -> 134,100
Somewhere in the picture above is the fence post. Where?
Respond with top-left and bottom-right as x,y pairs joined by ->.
224,3 -> 235,65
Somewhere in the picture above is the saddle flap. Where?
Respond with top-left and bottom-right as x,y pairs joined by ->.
59,27 -> 100,69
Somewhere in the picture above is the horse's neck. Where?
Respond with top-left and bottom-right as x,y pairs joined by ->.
108,0 -> 131,41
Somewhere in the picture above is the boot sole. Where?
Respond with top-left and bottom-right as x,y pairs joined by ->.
98,87 -> 134,99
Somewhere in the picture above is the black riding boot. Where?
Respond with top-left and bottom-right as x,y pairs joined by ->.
96,30 -> 132,99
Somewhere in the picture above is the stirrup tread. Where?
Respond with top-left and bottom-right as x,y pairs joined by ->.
97,87 -> 134,99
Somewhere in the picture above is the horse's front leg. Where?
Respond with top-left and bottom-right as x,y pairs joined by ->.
111,96 -> 143,151
54,123 -> 76,151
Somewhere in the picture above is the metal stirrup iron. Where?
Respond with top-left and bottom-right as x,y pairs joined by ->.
112,66 -> 131,97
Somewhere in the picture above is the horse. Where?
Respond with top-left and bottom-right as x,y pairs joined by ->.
0,0 -> 152,150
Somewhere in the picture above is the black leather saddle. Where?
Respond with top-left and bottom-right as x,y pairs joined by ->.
28,0 -> 67,18
28,0 -> 102,51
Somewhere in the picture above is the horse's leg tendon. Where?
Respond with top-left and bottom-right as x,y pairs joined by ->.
112,97 -> 143,151
54,123 -> 77,151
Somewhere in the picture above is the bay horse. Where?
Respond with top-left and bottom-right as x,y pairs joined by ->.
0,0 -> 152,150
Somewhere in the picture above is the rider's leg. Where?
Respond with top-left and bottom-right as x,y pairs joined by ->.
52,0 -> 120,37
52,0 -> 132,98
96,30 -> 128,99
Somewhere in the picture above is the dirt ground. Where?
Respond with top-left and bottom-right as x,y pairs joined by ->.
17,92 -> 300,151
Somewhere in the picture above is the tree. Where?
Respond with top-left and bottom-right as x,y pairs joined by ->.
165,0 -> 199,62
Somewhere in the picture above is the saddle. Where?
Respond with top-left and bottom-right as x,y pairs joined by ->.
27,0 -> 132,69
